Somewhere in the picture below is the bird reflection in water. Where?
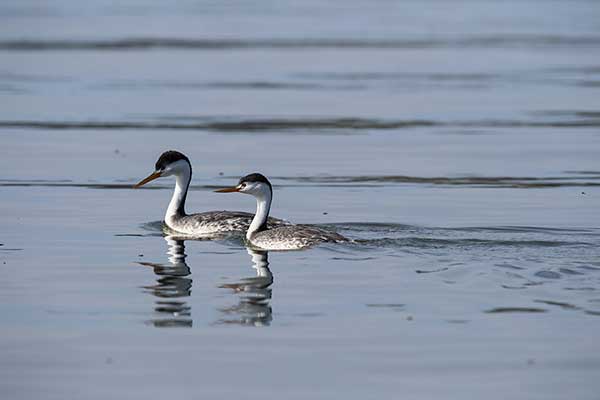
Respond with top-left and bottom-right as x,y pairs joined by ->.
138,236 -> 193,328
216,248 -> 273,327
139,237 -> 274,328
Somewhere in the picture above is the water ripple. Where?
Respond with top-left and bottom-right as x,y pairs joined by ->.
2,35 -> 600,51
276,174 -> 600,188
1,113 -> 599,132
2,173 -> 599,189
485,307 -> 547,314
354,237 -> 592,249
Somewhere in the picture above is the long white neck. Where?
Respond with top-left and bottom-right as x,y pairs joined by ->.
165,165 -> 191,222
247,187 -> 272,240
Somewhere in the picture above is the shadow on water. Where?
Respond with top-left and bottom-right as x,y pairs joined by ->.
138,236 -> 273,328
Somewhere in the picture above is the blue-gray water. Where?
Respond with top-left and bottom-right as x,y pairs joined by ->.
1,1 -> 600,399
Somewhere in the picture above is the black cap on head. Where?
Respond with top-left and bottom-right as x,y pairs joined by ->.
239,173 -> 272,191
155,150 -> 190,171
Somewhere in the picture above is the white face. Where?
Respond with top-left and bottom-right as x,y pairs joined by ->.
237,181 -> 271,198
160,159 -> 189,177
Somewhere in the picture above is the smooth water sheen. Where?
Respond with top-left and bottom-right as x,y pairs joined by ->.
1,1 -> 600,399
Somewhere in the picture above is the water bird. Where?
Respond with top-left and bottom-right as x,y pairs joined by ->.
215,173 -> 347,250
133,151 -> 288,236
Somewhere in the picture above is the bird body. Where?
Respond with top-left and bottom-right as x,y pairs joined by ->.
216,173 -> 347,250
163,210 -> 286,237
248,224 -> 347,251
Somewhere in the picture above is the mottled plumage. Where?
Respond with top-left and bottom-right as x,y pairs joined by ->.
248,224 -> 347,251
164,211 -> 288,237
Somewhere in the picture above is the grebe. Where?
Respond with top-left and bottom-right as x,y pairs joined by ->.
215,173 -> 347,250
133,151 -> 288,236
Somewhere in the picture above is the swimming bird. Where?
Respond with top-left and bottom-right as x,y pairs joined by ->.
215,173 -> 347,250
133,151 -> 288,236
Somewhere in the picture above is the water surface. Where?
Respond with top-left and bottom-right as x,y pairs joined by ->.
1,1 -> 600,399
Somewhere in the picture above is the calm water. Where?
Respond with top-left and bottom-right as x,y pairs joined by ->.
1,1 -> 600,399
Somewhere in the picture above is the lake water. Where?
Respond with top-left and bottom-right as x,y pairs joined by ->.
1,1 -> 600,399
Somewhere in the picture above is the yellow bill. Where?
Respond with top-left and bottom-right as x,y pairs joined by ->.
133,171 -> 162,188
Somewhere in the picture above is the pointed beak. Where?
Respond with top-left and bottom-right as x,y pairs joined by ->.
133,171 -> 162,188
214,186 -> 240,193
